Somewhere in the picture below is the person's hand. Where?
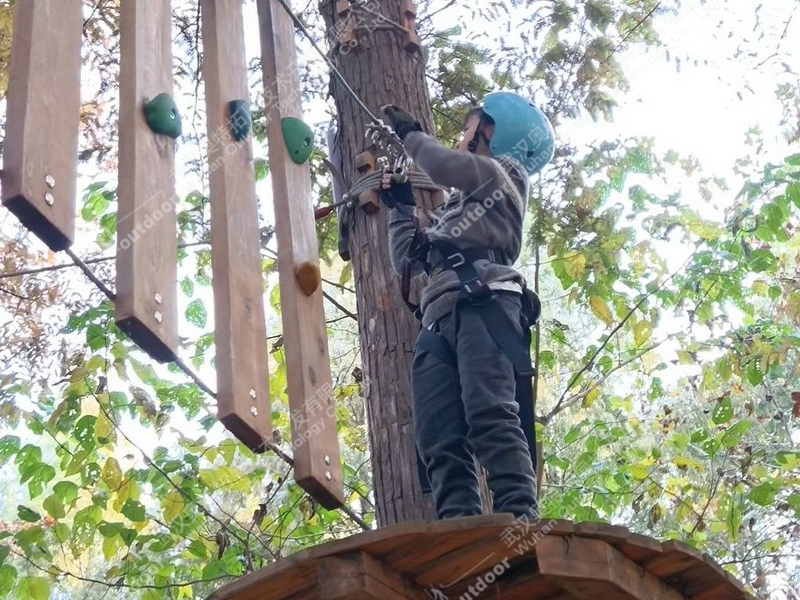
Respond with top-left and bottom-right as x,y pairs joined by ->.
381,170 -> 393,191
378,165 -> 415,209
381,105 -> 422,140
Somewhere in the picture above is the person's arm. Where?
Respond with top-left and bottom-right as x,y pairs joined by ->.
403,131 -> 501,199
387,204 -> 426,277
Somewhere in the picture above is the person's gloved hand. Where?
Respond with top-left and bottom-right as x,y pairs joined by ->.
381,105 -> 422,140
379,169 -> 415,209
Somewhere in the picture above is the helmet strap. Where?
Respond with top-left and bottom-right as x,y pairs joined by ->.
467,127 -> 491,154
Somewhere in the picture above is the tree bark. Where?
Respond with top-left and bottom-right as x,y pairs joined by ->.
319,0 -> 436,525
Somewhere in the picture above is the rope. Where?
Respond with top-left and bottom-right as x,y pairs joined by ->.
346,169 -> 446,199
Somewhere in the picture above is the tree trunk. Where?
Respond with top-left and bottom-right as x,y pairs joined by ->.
319,0 -> 436,525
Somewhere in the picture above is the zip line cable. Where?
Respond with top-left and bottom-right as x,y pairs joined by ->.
273,0 -> 380,124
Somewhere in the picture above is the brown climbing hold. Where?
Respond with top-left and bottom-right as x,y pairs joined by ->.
355,151 -> 376,174
401,0 -> 420,54
359,190 -> 380,215
296,261 -> 321,296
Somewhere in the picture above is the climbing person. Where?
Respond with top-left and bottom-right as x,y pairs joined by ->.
377,92 -> 555,520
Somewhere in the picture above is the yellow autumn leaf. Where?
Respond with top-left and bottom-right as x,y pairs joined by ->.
199,466 -> 250,493
582,387 -> 600,408
113,478 -> 141,512
95,410 -> 115,443
103,535 -> 122,561
567,287 -> 579,306
101,457 -> 123,490
162,490 -> 185,525
633,320 -> 652,346
563,253 -> 586,280
589,296 -> 614,326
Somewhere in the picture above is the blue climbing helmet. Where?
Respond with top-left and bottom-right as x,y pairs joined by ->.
480,92 -> 555,176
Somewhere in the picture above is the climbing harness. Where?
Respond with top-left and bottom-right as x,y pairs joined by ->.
404,236 -> 542,494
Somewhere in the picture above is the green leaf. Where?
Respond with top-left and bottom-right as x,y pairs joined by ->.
0,436 -> 20,465
270,283 -> 281,314
785,153 -> 800,166
16,506 -> 40,523
81,187 -> 111,221
121,499 -> 146,522
786,182 -> 800,208
86,324 -> 106,351
748,249 -> 777,273
42,495 -> 66,520
14,527 -> 44,553
254,158 -> 270,182
0,565 -> 17,597
71,505 -> 101,558
339,263 -> 352,286
74,416 -> 98,450
53,523 -> 70,543
720,420 -> 752,449
0,545 -> 7,567
745,361 -> 764,386
19,463 -> 55,499
185,299 -> 207,328
180,276 -> 195,297
748,481 -> 781,507
65,450 -> 89,476
14,576 -> 50,600
711,397 -> 733,425
130,358 -> 158,386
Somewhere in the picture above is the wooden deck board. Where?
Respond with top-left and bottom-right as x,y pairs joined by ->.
204,516 -> 754,600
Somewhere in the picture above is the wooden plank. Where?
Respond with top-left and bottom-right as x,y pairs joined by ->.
491,572 -> 570,600
573,522 -> 665,563
415,518 -> 540,587
201,0 -> 272,452
318,551 -> 429,600
1,0 -> 82,251
536,535 -> 685,600
652,541 -> 750,600
386,514 -> 516,572
205,562 -> 316,600
643,540 -> 704,580
116,0 -> 178,363
206,522 -> 431,600
256,0 -> 343,510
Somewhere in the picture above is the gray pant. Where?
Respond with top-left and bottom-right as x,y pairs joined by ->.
412,292 -> 537,519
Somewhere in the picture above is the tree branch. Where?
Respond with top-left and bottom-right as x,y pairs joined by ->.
323,290 -> 357,321
546,341 -> 663,422
322,276 -> 355,294
547,251 -> 696,422
11,547 -> 235,591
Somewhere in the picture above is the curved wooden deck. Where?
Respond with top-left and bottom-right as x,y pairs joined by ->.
207,515 -> 753,600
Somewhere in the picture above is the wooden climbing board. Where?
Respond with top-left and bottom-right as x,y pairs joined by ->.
257,0 -> 344,510
1,0 -> 83,252
116,0 -> 179,364
205,516 -> 754,600
201,0 -> 273,453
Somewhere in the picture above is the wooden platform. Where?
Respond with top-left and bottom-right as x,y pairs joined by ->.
206,515 -> 752,600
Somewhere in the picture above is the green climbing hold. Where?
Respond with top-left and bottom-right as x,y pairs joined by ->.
228,100 -> 251,142
281,117 -> 314,164
143,93 -> 182,139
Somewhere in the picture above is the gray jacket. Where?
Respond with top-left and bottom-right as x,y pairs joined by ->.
388,131 -> 529,327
